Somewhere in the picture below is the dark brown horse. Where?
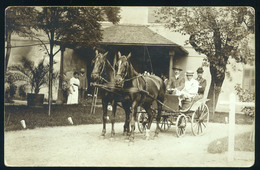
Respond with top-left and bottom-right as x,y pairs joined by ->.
91,50 -> 131,137
114,52 -> 166,141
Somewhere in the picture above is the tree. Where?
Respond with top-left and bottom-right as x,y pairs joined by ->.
7,56 -> 50,94
5,7 -> 37,73
10,7 -> 120,115
155,7 -> 254,112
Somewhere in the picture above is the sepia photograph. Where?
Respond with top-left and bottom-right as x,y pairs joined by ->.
4,6 -> 255,167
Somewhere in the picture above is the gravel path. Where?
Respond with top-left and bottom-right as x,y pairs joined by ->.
5,122 -> 254,167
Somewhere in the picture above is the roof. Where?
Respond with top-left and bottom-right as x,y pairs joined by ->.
101,25 -> 188,51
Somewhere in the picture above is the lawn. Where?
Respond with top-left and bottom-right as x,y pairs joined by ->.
4,99 -> 126,131
4,99 -> 254,131
207,132 -> 255,153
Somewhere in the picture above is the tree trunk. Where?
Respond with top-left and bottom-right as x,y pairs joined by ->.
5,31 -> 12,73
207,63 -> 226,116
48,31 -> 54,116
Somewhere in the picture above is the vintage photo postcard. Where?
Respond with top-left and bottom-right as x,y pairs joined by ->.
4,6 -> 255,167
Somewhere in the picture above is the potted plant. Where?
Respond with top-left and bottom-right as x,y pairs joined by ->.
7,56 -> 51,107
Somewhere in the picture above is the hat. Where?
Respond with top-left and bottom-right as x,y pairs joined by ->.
172,65 -> 182,71
197,67 -> 204,73
186,70 -> 194,76
80,68 -> 85,72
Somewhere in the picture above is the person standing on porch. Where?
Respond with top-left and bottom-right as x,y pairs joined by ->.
78,68 -> 88,106
67,72 -> 80,105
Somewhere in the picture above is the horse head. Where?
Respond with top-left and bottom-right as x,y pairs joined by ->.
115,51 -> 131,87
91,50 -> 108,82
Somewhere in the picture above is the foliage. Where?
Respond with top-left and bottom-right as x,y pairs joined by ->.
5,7 -> 37,71
154,7 -> 255,109
5,83 -> 17,102
18,84 -> 27,99
31,7 -> 121,49
7,56 -> 51,94
235,84 -> 255,117
5,7 -> 37,36
7,7 -> 121,109
5,71 -> 20,102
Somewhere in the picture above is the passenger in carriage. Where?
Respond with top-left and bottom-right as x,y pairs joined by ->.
166,65 -> 185,94
195,67 -> 207,98
179,70 -> 199,107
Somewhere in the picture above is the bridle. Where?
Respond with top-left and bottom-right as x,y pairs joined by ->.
116,57 -> 129,82
115,57 -> 142,83
92,54 -> 115,83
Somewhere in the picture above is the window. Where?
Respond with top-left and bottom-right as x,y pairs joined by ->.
243,67 -> 255,93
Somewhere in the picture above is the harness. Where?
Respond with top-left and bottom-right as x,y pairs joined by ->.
93,57 -> 115,84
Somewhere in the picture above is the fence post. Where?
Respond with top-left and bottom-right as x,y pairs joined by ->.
228,93 -> 236,162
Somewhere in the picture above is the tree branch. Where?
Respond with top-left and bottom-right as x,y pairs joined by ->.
53,48 -> 61,57
29,35 -> 50,56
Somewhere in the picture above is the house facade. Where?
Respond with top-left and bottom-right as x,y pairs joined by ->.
6,7 -> 255,112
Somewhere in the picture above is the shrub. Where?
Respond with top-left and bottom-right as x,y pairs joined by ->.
4,73 -> 17,102
234,84 -> 255,117
18,84 -> 27,99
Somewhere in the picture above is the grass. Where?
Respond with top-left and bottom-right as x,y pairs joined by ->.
207,132 -> 255,154
4,99 -> 126,131
4,99 -> 254,131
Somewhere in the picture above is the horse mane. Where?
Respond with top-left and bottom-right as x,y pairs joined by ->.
129,62 -> 139,78
101,59 -> 115,83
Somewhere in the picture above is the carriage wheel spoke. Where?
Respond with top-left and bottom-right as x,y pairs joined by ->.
202,121 -> 207,128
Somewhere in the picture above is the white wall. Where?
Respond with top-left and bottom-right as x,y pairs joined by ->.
119,7 -> 149,25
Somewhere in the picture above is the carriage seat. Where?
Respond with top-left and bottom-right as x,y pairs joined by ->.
180,94 -> 203,111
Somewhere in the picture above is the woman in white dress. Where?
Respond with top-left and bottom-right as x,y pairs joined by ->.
67,72 -> 80,104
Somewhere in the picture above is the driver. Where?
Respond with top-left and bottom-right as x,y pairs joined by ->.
166,65 -> 185,94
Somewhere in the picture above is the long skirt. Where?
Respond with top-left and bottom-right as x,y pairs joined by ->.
67,87 -> 79,104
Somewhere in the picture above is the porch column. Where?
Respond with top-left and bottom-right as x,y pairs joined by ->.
169,50 -> 175,79
56,46 -> 65,104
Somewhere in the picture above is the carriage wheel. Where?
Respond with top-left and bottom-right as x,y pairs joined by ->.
176,114 -> 187,137
191,103 -> 209,136
137,112 -> 149,133
158,115 -> 171,132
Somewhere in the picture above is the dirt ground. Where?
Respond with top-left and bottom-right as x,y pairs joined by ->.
4,122 -> 254,167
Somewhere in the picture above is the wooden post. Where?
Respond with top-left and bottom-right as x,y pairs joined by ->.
56,46 -> 65,104
228,93 -> 236,162
169,50 -> 175,79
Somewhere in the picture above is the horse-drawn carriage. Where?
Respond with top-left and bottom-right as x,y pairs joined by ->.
91,50 -> 209,141
137,93 -> 209,137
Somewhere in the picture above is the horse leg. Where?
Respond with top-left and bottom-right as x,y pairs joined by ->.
122,101 -> 131,136
154,101 -> 162,137
111,100 -> 117,137
129,101 -> 137,142
101,99 -> 108,136
143,104 -> 154,140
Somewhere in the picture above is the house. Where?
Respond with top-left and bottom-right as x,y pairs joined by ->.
6,7 -> 255,112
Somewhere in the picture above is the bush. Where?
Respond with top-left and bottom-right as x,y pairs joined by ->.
18,85 -> 27,99
234,84 -> 255,117
5,83 -> 17,102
